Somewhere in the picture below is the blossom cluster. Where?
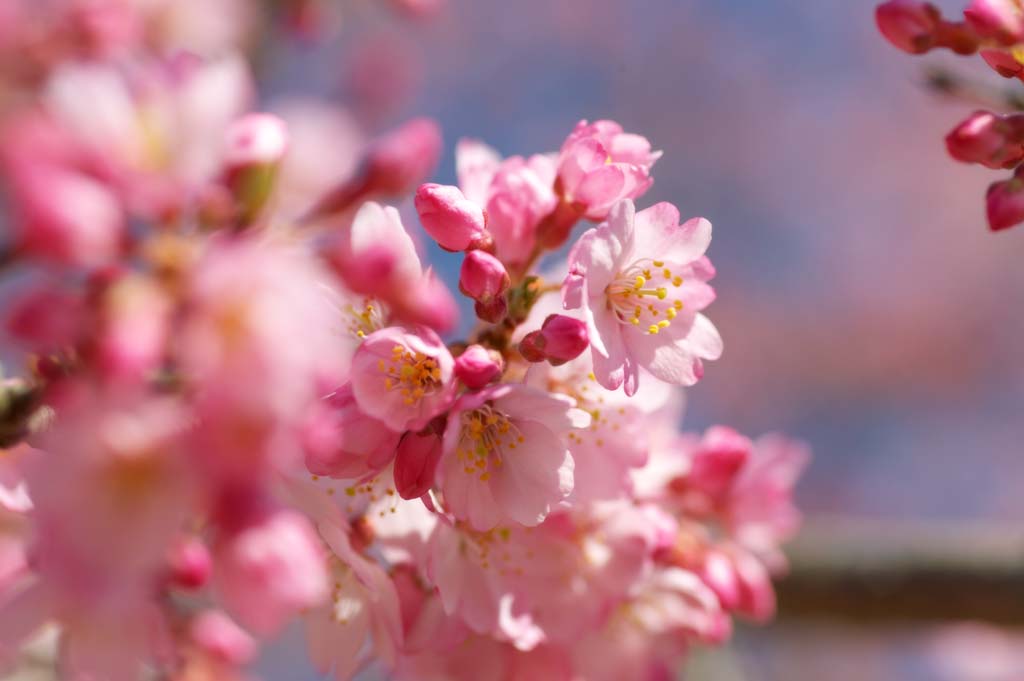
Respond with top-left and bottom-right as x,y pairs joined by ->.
0,3 -> 808,680
876,0 -> 1024,231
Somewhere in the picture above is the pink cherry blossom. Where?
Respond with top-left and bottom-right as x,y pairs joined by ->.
350,326 -> 456,433
438,384 -> 588,530
303,385 -> 401,480
563,199 -> 722,395
415,183 -> 489,252
556,119 -> 661,221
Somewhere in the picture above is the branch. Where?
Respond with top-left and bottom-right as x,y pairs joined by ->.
775,517 -> 1024,625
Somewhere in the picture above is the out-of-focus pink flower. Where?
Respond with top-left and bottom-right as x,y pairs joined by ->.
328,201 -> 458,332
190,610 -> 257,666
415,183 -> 489,252
725,434 -> 810,569
7,164 -> 123,267
394,430 -> 444,500
439,383 -> 588,530
454,345 -> 503,389
93,274 -> 172,384
303,385 -> 401,479
686,426 -> 752,506
5,284 -> 84,352
519,314 -> 589,366
876,0 -> 944,53
459,249 -> 510,323
455,139 -> 558,269
180,235 -> 345,483
305,522 -> 403,681
306,118 -> 441,219
986,169 -> 1024,230
214,508 -> 328,636
964,0 -> 1024,45
945,110 -> 1024,168
350,326 -> 456,433
697,545 -> 775,622
563,199 -> 722,395
556,119 -> 660,222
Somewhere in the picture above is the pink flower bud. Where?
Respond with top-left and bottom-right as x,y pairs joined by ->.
945,110 -> 1024,168
302,385 -> 400,479
168,536 -> 212,590
222,113 -> 289,169
965,0 -> 1024,45
986,171 -> 1024,230
876,0 -> 942,53
690,426 -> 752,502
415,183 -> 488,252
394,430 -> 443,500
519,314 -> 589,366
364,117 -> 442,197
190,610 -> 257,666
454,344 -> 503,388
459,249 -> 510,322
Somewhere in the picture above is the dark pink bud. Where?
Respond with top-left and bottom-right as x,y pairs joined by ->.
519,314 -> 589,366
394,430 -> 443,500
415,183 -> 487,251
964,0 -> 1024,45
986,171 -> 1024,230
454,344 -> 503,389
168,536 -> 212,589
364,117 -> 442,197
945,110 -> 1024,168
876,1 -> 942,53
459,250 -> 510,322
690,426 -> 752,502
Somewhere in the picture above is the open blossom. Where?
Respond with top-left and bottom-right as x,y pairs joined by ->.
556,119 -> 661,221
328,201 -> 458,332
439,384 -> 589,530
563,199 -> 722,395
303,385 -> 401,480
350,326 -> 456,433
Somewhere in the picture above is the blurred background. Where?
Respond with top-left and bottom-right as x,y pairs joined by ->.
256,0 -> 1024,679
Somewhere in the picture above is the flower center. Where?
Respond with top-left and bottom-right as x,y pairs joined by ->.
455,405 -> 523,481
605,258 -> 685,335
344,299 -> 385,339
377,345 -> 442,405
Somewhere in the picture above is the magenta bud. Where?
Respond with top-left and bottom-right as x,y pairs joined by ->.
415,183 -> 488,252
964,0 -> 1024,45
454,344 -> 503,389
394,430 -> 443,500
945,110 -> 1024,168
690,426 -> 751,502
519,314 -> 589,366
222,113 -> 289,169
875,0 -> 941,53
986,171 -> 1024,230
168,536 -> 212,590
459,249 -> 510,322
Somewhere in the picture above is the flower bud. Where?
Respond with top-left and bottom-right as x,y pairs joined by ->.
221,113 -> 290,226
875,0 -> 942,53
518,314 -> 589,366
964,0 -> 1024,45
415,183 -> 488,251
168,535 -> 212,589
945,110 -> 1024,168
459,250 -> 510,323
986,171 -> 1024,230
689,426 -> 751,502
454,344 -> 503,389
394,430 -> 443,500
